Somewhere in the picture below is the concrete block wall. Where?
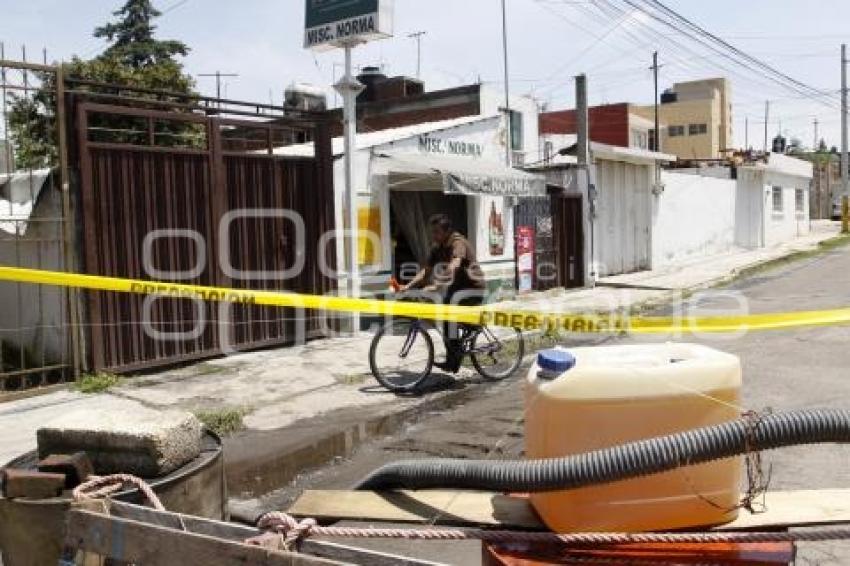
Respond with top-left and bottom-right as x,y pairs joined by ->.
653,171 -> 737,268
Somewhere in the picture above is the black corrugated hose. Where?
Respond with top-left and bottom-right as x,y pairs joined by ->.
356,409 -> 850,492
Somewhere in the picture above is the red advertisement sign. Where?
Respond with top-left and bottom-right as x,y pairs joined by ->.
516,226 -> 535,293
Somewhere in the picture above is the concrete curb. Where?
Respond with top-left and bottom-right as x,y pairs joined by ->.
223,377 -> 496,497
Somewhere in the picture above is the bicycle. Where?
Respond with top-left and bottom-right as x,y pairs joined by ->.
369,291 -> 526,393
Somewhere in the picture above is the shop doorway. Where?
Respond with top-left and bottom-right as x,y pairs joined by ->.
390,191 -> 469,285
552,194 -> 585,289
514,193 -> 585,291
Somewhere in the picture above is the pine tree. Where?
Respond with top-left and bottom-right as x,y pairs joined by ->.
94,0 -> 189,68
7,1 -> 196,168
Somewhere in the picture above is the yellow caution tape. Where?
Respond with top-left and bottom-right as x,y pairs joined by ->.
1,265 -> 850,335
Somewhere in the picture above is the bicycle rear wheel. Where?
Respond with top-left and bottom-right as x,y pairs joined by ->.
369,319 -> 435,392
470,327 -> 525,381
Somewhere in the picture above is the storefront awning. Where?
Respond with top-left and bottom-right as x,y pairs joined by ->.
374,151 -> 547,198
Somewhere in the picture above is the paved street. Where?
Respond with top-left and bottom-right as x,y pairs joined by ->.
251,241 -> 850,565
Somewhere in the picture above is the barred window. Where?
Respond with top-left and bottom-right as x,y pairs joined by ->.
773,187 -> 784,213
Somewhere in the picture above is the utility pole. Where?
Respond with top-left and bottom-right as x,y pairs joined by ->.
576,74 -> 589,167
764,101 -> 770,153
408,31 -> 426,79
842,44 -> 849,232
501,0 -> 512,167
651,51 -> 661,152
198,71 -> 239,106
576,73 -> 595,285
745,116 -> 749,150
814,118 -> 819,151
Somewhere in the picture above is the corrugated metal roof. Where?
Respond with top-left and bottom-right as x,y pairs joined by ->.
530,137 -> 675,169
272,114 -> 501,158
0,169 -> 51,236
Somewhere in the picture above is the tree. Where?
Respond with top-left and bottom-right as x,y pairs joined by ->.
818,139 -> 828,153
94,0 -> 189,69
6,0 -> 196,169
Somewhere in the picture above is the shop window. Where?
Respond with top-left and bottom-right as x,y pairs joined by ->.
772,186 -> 784,213
688,123 -> 708,136
668,125 -> 685,137
509,110 -> 524,151
795,188 -> 805,213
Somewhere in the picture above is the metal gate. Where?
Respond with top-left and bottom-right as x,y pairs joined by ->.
514,194 -> 584,291
0,53 -> 78,395
552,194 -> 585,289
76,101 -> 334,373
594,161 -> 651,275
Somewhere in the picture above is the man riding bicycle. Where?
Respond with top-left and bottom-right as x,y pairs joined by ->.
399,214 -> 486,373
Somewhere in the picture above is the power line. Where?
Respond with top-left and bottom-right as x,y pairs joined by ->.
634,0 -> 840,106
581,0 -> 809,107
161,0 -> 190,14
546,0 -> 840,143
591,0 -> 840,110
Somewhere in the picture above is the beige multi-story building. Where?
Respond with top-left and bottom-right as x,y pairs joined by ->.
634,78 -> 732,160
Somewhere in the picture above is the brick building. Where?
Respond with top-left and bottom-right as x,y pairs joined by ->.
538,103 -> 656,159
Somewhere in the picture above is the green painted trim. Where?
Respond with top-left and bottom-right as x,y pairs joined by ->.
305,0 -> 380,28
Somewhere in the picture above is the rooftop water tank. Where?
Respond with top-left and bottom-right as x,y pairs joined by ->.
284,83 -> 327,113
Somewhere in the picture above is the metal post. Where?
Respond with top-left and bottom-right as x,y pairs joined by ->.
55,65 -> 82,377
335,45 -> 365,334
842,44 -> 848,202
501,0 -> 512,167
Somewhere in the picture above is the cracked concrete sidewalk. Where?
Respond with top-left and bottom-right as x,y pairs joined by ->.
0,221 -> 842,470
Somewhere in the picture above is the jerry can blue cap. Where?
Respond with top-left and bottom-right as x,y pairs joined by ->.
538,349 -> 576,374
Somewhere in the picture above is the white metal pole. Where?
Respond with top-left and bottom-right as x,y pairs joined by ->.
336,45 -> 364,334
842,44 -> 848,198
501,0 -> 512,167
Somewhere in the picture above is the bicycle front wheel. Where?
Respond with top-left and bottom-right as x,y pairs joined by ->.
470,327 -> 525,381
369,319 -> 435,392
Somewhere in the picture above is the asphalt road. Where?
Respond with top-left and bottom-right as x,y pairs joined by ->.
259,243 -> 850,565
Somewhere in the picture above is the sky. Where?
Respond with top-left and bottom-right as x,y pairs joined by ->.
3,0 -> 850,149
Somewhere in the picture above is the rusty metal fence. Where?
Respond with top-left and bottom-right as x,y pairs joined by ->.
73,90 -> 335,374
0,48 -> 78,395
1,51 -> 336,392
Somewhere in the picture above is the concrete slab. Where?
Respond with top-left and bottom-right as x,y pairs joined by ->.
37,408 -> 202,477
0,392 -> 148,467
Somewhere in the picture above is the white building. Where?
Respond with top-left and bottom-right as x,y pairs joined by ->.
532,141 -> 676,281
735,153 -> 812,249
534,146 -> 814,282
278,112 -> 546,299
